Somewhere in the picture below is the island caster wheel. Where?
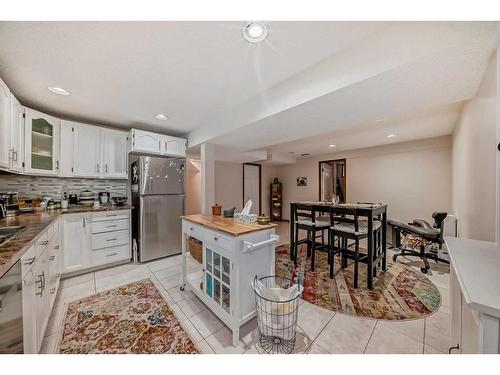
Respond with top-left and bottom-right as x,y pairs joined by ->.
180,284 -> 186,291
420,267 -> 428,274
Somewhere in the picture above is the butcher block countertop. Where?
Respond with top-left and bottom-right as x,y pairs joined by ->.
181,214 -> 277,236
0,205 -> 133,277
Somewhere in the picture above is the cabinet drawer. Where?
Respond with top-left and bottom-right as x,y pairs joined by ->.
91,245 -> 130,266
92,219 -> 129,234
183,222 -> 204,240
92,210 -> 130,222
21,245 -> 36,277
92,230 -> 129,250
205,229 -> 233,252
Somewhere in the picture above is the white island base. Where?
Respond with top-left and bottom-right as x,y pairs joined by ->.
181,215 -> 278,346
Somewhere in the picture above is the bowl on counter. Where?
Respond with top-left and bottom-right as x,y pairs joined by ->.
111,197 -> 127,206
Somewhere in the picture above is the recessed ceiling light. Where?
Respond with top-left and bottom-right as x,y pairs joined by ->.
155,113 -> 168,121
386,134 -> 397,139
243,22 -> 268,43
48,86 -> 71,96
329,144 -> 336,148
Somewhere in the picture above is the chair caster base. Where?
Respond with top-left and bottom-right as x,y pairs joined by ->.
180,284 -> 186,291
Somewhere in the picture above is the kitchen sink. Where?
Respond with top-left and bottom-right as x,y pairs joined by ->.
0,226 -> 26,247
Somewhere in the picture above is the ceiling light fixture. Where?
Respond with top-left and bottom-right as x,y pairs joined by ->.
48,86 -> 71,96
386,134 -> 397,139
329,144 -> 336,148
155,113 -> 168,121
243,22 -> 268,43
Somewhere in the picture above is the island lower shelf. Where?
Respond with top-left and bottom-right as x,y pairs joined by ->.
181,216 -> 278,346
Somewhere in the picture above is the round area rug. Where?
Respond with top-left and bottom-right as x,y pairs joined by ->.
275,244 -> 441,320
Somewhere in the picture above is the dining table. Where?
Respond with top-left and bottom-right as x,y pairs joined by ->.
289,201 -> 388,289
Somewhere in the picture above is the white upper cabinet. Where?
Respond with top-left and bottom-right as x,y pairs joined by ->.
129,128 -> 186,157
0,77 -> 11,169
102,128 -> 128,179
163,135 -> 187,157
73,123 -> 102,178
129,129 -> 163,154
24,108 -> 60,176
59,120 -> 74,177
9,93 -> 25,173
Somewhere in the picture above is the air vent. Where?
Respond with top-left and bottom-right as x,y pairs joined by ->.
300,153 -> 311,157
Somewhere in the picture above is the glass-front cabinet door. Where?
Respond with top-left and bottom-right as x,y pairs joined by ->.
24,108 -> 60,175
204,247 -> 231,315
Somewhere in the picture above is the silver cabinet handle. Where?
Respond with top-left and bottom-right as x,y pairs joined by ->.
35,274 -> 44,296
49,255 -> 55,261
82,217 -> 86,228
23,257 -> 36,266
40,240 -> 49,246
13,149 -> 18,162
106,214 -> 117,217
55,273 -> 61,278
54,245 -> 60,250
106,252 -> 118,257
56,160 -> 59,170
106,225 -> 118,228
105,164 -> 108,173
50,287 -> 56,295
214,237 -> 218,241
96,164 -> 100,173
8,149 -> 13,161
106,238 -> 117,242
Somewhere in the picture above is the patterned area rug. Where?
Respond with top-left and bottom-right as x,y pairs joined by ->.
58,279 -> 198,354
276,244 -> 441,320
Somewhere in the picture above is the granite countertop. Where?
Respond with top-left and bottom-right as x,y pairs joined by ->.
0,205 -> 133,277
445,236 -> 500,319
181,214 -> 277,236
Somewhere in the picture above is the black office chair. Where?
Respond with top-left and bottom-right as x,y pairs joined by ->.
389,212 -> 448,273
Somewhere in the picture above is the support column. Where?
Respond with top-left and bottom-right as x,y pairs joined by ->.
201,143 -> 215,215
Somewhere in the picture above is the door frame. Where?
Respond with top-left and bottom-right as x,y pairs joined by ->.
318,158 -> 347,202
242,163 -> 262,215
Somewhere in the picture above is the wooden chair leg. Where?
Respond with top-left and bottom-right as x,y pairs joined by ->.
329,231 -> 334,279
342,237 -> 348,268
311,230 -> 316,272
354,240 -> 360,288
294,225 -> 299,264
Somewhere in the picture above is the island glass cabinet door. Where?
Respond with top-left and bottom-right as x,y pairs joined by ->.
204,247 -> 231,314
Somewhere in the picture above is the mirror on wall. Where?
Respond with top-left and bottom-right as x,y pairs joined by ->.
319,159 -> 346,203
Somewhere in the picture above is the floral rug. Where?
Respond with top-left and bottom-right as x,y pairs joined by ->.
57,279 -> 199,354
275,244 -> 441,320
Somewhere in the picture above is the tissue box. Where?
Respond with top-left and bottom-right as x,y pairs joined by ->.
234,213 -> 257,223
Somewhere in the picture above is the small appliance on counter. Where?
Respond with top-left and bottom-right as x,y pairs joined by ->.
111,196 -> 127,206
99,192 -> 110,205
79,190 -> 95,206
68,193 -> 78,205
0,192 -> 19,216
18,196 -> 42,213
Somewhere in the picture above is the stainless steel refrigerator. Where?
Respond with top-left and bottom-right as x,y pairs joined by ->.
131,155 -> 185,262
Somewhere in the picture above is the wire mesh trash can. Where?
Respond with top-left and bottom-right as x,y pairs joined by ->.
252,275 -> 303,354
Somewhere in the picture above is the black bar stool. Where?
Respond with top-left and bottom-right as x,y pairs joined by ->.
292,204 -> 329,269
329,206 -> 381,288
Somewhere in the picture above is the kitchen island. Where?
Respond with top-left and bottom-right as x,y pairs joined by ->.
181,214 -> 278,346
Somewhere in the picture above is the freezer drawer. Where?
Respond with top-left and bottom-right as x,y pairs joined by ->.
138,194 -> 183,262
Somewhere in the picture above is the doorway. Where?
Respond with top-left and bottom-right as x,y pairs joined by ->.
243,163 -> 262,215
319,159 -> 346,203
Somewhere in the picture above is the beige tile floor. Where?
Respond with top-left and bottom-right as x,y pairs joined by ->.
40,221 -> 451,354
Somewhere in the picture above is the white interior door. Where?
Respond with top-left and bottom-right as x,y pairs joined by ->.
243,164 -> 261,215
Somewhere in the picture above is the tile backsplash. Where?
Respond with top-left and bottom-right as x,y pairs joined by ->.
0,174 -> 129,200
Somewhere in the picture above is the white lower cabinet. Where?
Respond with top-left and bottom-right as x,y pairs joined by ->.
21,220 -> 61,353
61,213 -> 91,274
62,210 -> 131,276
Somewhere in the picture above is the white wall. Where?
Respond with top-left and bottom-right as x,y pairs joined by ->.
275,136 -> 452,224
452,51 -> 498,242
214,161 -> 278,215
185,158 -> 201,215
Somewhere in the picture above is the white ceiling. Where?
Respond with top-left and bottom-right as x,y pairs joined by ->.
0,21 -> 498,156
0,21 -> 387,135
